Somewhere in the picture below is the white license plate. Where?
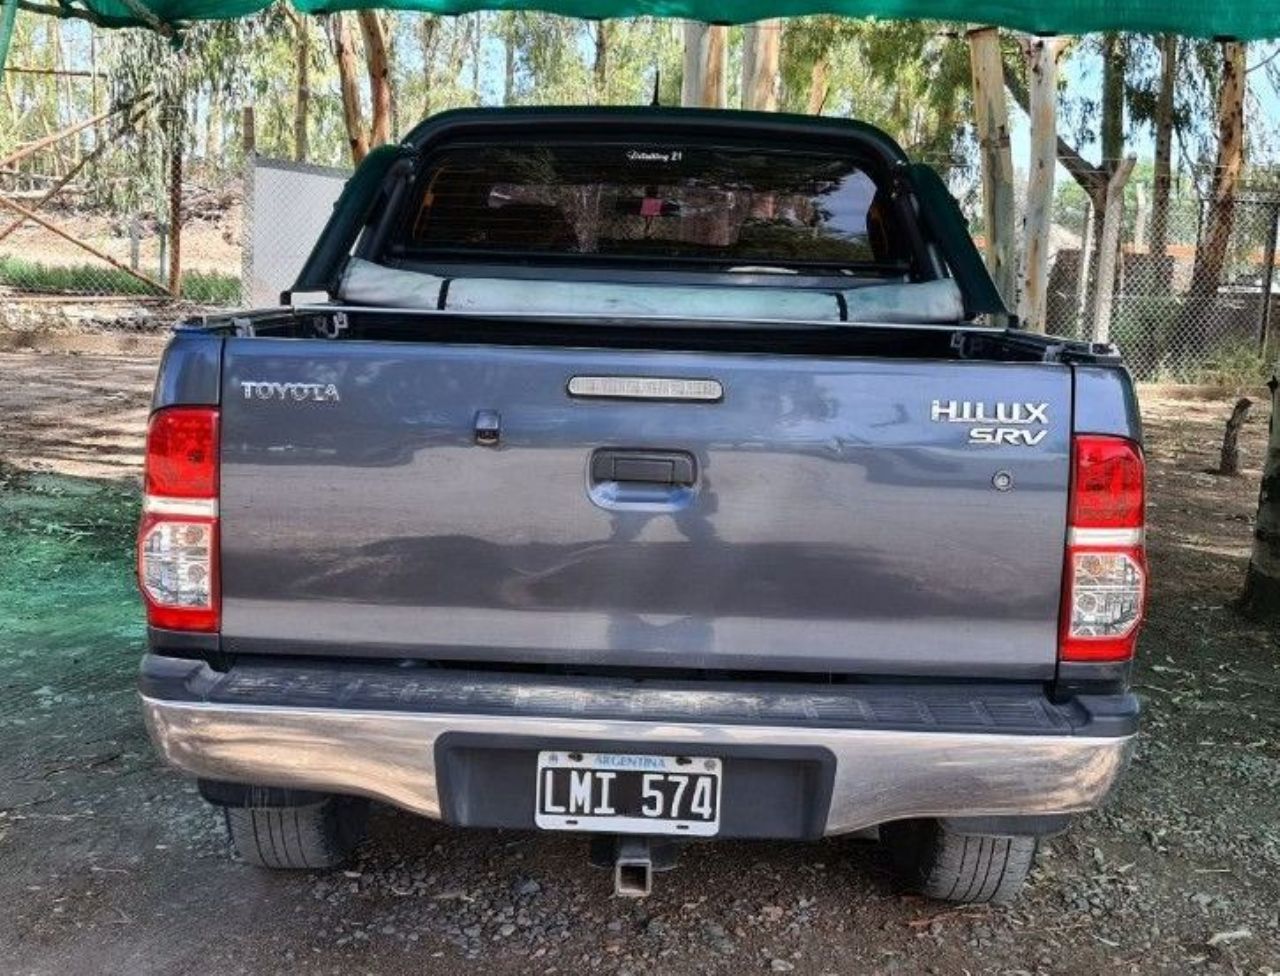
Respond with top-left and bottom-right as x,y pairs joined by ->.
535,751 -> 722,837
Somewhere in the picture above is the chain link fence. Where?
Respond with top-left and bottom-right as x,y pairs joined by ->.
241,156 -> 350,307
4,149 -> 1278,383
0,165 -> 244,309
1045,190 -> 1280,382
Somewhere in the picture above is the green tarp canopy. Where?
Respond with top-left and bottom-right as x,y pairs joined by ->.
28,0 -> 1280,39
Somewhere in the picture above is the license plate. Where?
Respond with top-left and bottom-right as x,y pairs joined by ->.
535,751 -> 722,837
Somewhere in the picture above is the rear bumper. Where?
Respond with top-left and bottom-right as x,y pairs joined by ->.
139,655 -> 1137,838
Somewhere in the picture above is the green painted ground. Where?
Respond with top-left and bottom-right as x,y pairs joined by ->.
0,468 -> 143,662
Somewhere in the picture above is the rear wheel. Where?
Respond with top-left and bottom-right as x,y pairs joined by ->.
882,819 -> 1038,904
222,792 -> 368,870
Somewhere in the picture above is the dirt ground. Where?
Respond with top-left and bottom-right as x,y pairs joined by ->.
1,334 -> 1277,976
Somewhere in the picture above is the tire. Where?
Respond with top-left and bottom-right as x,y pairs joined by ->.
882,819 -> 1038,904
222,793 -> 368,870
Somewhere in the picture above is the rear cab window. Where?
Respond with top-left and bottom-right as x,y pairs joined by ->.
393,142 -> 915,277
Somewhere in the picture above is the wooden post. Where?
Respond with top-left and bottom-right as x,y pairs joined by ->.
1133,182 -> 1149,252
1257,203 -> 1278,355
1018,35 -> 1064,332
241,105 -> 255,308
1090,155 -> 1136,344
242,105 -> 256,155
167,99 -> 183,297
967,27 -> 1016,311
682,21 -> 726,108
741,20 -> 780,112
1075,197 -> 1095,332
1217,397 -> 1253,476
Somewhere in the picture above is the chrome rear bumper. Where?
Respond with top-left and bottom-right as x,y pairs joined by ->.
141,694 -> 1133,836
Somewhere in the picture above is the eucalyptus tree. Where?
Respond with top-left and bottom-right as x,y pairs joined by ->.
1,14 -> 96,169
780,18 -> 971,162
1178,41 -> 1247,344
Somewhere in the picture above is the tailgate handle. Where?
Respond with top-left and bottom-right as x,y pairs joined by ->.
590,450 -> 697,487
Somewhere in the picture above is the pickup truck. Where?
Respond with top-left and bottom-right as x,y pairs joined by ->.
138,107 -> 1143,904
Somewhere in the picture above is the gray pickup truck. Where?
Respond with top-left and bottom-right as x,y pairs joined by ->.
138,108 -> 1144,904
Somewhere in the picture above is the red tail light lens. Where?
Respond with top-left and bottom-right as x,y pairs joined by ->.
144,407 -> 219,498
1069,435 -> 1144,529
1060,434 -> 1146,663
138,407 -> 220,632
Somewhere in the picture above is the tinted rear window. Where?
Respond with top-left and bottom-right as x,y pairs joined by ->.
403,143 -> 905,270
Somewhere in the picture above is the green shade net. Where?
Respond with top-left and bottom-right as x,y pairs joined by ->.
75,0 -> 271,28
0,0 -> 17,68
62,0 -> 1280,39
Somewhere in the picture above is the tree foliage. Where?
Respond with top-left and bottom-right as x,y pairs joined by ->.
2,8 -> 1278,229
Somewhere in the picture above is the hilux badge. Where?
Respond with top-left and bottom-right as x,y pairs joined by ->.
931,399 -> 1049,446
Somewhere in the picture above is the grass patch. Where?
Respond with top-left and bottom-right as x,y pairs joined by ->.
0,255 -> 240,304
1195,338 -> 1276,388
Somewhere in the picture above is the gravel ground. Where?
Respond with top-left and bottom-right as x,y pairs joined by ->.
0,337 -> 1277,975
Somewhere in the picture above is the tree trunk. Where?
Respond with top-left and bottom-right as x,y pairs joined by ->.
205,93 -> 222,165
1241,373 -> 1280,619
470,14 -> 481,98
741,20 -> 781,112
1088,33 -> 1127,303
1004,45 -> 1111,322
358,10 -> 392,149
968,27 -> 1017,311
593,20 -> 610,105
503,22 -> 516,106
284,8 -> 311,162
1180,41 -> 1247,353
45,19 -> 66,176
1192,41 -> 1247,294
1002,58 -> 1107,202
419,17 -> 439,116
1149,33 -> 1177,268
1019,36 -> 1064,332
1091,156 -> 1137,343
1100,33 -> 1125,175
329,13 -> 368,164
681,22 -> 727,108
806,56 -> 829,115
1134,182 -> 1149,250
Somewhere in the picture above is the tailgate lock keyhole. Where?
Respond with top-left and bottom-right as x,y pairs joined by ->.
474,409 -> 501,447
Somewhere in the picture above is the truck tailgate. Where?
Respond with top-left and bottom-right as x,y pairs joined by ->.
218,338 -> 1071,677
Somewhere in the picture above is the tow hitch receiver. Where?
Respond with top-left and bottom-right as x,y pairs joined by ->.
589,836 -> 682,898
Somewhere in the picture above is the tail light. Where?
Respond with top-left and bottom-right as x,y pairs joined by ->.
1059,435 -> 1146,662
137,407 -> 219,632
